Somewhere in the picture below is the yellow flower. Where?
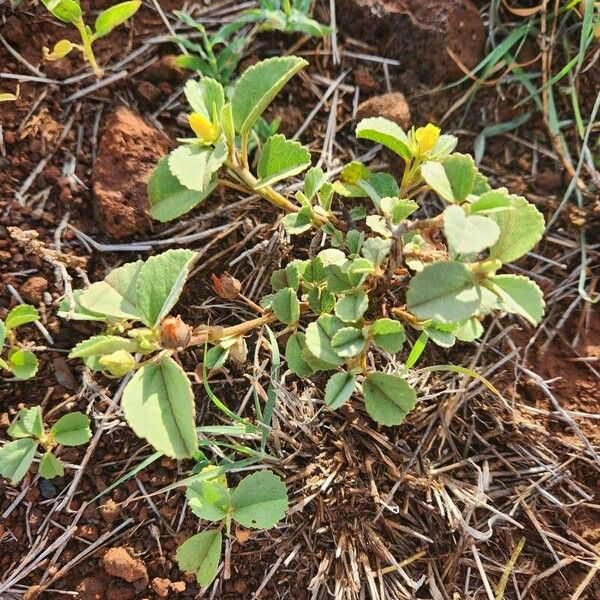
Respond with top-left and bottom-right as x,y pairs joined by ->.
415,123 -> 441,155
188,112 -> 218,142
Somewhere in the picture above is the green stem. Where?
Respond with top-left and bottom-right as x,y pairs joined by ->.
75,19 -> 103,78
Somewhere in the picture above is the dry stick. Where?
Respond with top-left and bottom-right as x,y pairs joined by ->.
61,69 -> 128,104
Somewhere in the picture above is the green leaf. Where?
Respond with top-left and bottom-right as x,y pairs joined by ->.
302,257 -> 326,284
41,0 -> 82,23
38,451 -> 64,479
0,320 -> 4,347
307,287 -> 335,314
469,190 -> 512,214
79,260 -> 143,321
334,291 -> 368,323
317,249 -> 346,267
454,318 -> 484,342
325,265 -> 352,293
406,262 -> 481,323
121,356 -> 198,458
0,438 -> 37,484
50,412 -> 91,446
176,530 -> 222,587
69,335 -> 138,359
232,56 -> 308,134
285,332 -> 315,377
204,345 -> 229,370
135,249 -> 197,328
365,215 -> 391,238
8,349 -> 38,380
305,314 -> 345,366
331,326 -> 366,357
304,167 -> 327,201
271,264 -> 301,292
167,139 -> 227,193
7,406 -> 43,440
371,319 -> 405,353
186,479 -> 231,522
443,205 -> 500,255
346,230 -> 364,256
271,287 -> 300,325
381,197 -> 417,224
57,290 -> 107,322
324,371 -> 356,409
421,154 -> 477,203
184,78 -> 225,121
94,0 -> 140,38
256,134 -> 311,188
346,258 -> 374,287
282,207 -> 312,235
148,157 -> 216,222
231,471 -> 288,529
488,195 -> 545,263
425,325 -> 455,348
355,117 -> 411,160
486,274 -> 545,325
5,305 -> 39,330
363,373 -> 417,426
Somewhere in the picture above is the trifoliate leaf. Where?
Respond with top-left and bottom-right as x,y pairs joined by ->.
5,305 -> 39,330
371,319 -> 405,353
325,264 -> 353,293
256,134 -> 311,188
167,139 -> 227,193
443,205 -> 500,255
331,326 -> 366,357
79,260 -> 143,321
38,452 -> 64,479
346,258 -> 375,287
285,332 -> 315,377
486,274 -> 545,325
232,56 -> 307,134
406,262 -> 481,323
176,530 -> 222,587
324,371 -> 356,409
50,412 -> 91,446
94,1 -> 141,38
0,438 -> 37,484
122,356 -> 198,459
305,314 -> 345,366
7,349 -> 38,380
148,157 -> 216,222
334,291 -> 368,323
302,257 -> 326,284
135,249 -> 197,327
380,197 -> 417,224
230,471 -> 288,529
363,373 -> 417,426
488,195 -> 545,263
355,117 -> 411,160
271,287 -> 300,325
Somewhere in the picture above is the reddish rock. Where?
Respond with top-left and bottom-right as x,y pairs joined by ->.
354,68 -> 378,91
102,547 -> 148,584
151,577 -> 171,598
20,275 -> 48,304
76,576 -> 107,600
357,92 -> 411,129
336,0 -> 485,83
93,106 -> 170,238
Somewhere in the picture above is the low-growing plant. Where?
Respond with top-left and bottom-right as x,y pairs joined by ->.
0,305 -> 41,380
177,469 -> 288,586
0,406 -> 91,484
41,0 -> 141,78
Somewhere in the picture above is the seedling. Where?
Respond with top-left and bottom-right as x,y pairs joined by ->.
0,305 -> 41,380
41,0 -> 141,78
0,406 -> 91,484
177,469 -> 288,586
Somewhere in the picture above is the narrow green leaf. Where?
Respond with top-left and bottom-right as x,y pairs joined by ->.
404,331 -> 428,371
94,0 -> 141,38
487,274 -> 545,325
363,373 -> 417,426
256,134 -> 311,188
121,356 -> 198,459
324,371 -> 356,409
271,287 -> 300,325
5,305 -> 39,330
38,451 -> 65,479
176,530 -> 222,587
232,56 -> 308,134
135,249 -> 197,327
406,262 -> 481,323
0,438 -> 37,484
50,412 -> 91,446
230,471 -> 288,529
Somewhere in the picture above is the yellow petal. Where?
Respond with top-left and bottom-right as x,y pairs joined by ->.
188,112 -> 218,142
415,123 -> 441,155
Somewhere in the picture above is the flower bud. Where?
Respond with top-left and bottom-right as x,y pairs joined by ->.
188,112 -> 219,142
211,272 -> 241,301
159,315 -> 192,349
414,123 -> 440,155
99,350 -> 136,377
